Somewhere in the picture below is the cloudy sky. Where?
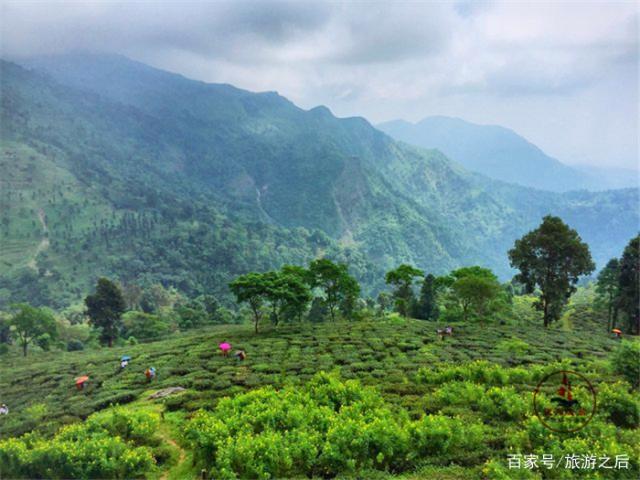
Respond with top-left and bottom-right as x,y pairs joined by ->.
1,0 -> 638,169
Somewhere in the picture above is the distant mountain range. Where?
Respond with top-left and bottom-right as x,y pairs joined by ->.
1,54 -> 637,307
378,116 -> 638,192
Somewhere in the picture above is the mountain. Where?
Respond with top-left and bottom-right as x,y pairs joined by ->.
573,164 -> 639,190
1,55 -> 638,307
378,116 -> 630,192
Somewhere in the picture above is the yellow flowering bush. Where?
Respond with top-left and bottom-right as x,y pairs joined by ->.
0,408 -> 158,478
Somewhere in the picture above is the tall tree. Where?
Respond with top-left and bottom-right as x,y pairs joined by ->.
229,272 -> 271,333
309,259 -> 360,321
508,216 -> 595,327
85,278 -> 127,347
385,264 -> 424,318
595,258 -> 620,332
617,235 -> 639,334
449,267 -> 503,323
8,303 -> 57,356
414,273 -> 439,321
265,270 -> 312,325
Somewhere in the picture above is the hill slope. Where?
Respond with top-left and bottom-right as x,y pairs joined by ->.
1,56 -> 638,307
1,313 -> 638,478
378,116 -> 620,191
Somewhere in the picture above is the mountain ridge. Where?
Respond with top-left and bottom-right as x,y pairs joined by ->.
1,55 -> 637,307
378,115 -> 635,192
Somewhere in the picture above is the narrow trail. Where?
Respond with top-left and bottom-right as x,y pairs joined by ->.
27,208 -> 49,270
159,433 -> 187,480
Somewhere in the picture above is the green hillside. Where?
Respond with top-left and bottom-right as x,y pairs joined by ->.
1,56 -> 638,309
1,308 -> 638,478
378,116 -> 592,192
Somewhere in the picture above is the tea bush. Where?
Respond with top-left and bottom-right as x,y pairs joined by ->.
478,386 -> 528,421
505,417 -> 640,478
611,340 -> 640,388
0,407 -> 160,478
597,382 -> 640,428
183,372 -> 486,479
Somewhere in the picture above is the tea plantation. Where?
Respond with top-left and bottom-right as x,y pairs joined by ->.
1,317 -> 638,479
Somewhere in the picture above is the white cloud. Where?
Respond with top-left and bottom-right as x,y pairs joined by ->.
0,0 -> 637,168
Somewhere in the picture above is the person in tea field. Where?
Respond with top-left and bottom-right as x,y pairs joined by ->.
234,350 -> 246,361
437,326 -> 454,339
120,355 -> 131,371
145,367 -> 157,382
75,376 -> 89,390
0,403 -> 8,415
219,342 -> 231,357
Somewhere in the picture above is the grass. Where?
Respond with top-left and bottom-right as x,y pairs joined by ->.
0,315 -> 637,478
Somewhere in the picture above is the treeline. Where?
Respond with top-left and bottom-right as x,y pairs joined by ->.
0,217 -> 637,356
595,235 -> 640,334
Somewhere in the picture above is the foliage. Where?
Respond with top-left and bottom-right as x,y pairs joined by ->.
597,382 -> 640,428
85,278 -> 126,347
8,303 -> 57,356
309,259 -> 360,321
0,407 -> 159,479
413,273 -> 439,320
509,216 -> 595,327
385,264 -> 424,318
596,258 -> 621,332
611,340 -> 640,388
449,266 -> 505,322
229,266 -> 314,332
0,313 -> 637,478
184,372 -> 485,478
122,311 -> 173,341
617,235 -> 639,334
229,272 -> 271,333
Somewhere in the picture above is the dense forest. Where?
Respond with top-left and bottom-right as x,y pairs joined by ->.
1,56 -> 638,310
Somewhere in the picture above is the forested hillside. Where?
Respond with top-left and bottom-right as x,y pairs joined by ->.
379,116 -> 595,191
1,55 -> 638,308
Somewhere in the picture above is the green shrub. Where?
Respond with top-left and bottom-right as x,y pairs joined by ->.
478,387 -> 528,421
611,340 -> 640,388
496,338 -> 531,359
66,339 -> 84,351
598,382 -> 640,428
0,408 -> 159,479
183,372 -> 485,478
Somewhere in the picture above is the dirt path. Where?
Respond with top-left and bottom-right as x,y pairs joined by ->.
27,208 -> 49,270
159,429 -> 187,480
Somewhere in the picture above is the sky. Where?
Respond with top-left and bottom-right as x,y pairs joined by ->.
1,0 -> 638,169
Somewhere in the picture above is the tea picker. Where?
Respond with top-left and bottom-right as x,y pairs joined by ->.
75,375 -> 89,390
120,355 -> 131,370
219,342 -> 231,357
145,367 -> 157,382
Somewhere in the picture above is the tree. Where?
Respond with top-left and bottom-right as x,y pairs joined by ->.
508,216 -> 595,327
8,303 -> 57,356
229,272 -> 271,333
376,292 -> 392,317
308,259 -> 360,321
449,267 -> 503,323
85,278 -> 127,347
414,273 -> 439,321
385,264 -> 424,318
122,311 -> 171,340
265,270 -> 312,325
617,235 -> 639,334
595,258 -> 620,332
